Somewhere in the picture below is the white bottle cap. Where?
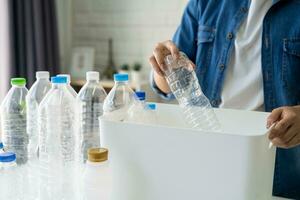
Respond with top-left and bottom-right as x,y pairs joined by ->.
36,71 -> 50,79
57,74 -> 71,84
86,71 -> 99,81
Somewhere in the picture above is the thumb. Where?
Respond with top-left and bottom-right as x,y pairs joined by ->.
189,61 -> 196,69
267,108 -> 283,128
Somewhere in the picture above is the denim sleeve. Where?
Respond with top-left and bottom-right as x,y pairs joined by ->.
173,0 -> 199,63
149,71 -> 175,101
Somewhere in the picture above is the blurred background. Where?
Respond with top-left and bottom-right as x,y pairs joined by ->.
0,0 -> 187,103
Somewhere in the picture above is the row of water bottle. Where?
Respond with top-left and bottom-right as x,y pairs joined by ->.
0,71 -> 156,199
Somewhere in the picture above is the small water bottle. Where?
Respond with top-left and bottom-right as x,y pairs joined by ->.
126,91 -> 151,123
81,148 -> 111,200
57,74 -> 77,97
103,73 -> 138,121
0,152 -> 20,199
145,103 -> 158,124
0,78 -> 29,165
135,91 -> 146,103
163,53 -> 221,131
77,71 -> 107,164
38,76 -> 77,200
26,71 -> 51,160
0,142 -> 5,153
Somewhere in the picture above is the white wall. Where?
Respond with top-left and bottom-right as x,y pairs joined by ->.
71,0 -> 187,74
0,0 -> 10,102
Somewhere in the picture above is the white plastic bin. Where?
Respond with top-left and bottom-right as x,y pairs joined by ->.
100,103 -> 276,200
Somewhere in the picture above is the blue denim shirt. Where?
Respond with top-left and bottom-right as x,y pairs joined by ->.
151,0 -> 300,198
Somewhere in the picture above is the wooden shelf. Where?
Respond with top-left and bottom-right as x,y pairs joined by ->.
71,79 -> 147,91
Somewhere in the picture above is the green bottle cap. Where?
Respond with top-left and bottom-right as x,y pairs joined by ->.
11,78 -> 26,86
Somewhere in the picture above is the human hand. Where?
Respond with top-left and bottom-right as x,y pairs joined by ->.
149,40 -> 181,77
267,106 -> 300,148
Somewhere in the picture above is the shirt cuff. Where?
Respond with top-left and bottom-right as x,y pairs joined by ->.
150,71 -> 175,101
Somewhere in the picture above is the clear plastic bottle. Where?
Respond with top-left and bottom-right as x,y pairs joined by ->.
77,71 -> 107,164
163,53 -> 221,131
144,103 -> 158,124
26,71 -> 51,160
38,76 -> 77,200
0,78 -> 29,165
103,73 -> 138,121
0,152 -> 20,199
81,148 -> 111,200
25,72 -> 51,200
57,74 -> 77,97
135,91 -> 146,103
0,142 -> 4,153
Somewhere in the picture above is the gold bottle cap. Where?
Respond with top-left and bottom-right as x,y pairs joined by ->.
87,148 -> 108,162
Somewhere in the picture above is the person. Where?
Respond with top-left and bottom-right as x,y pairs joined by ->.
149,0 -> 300,198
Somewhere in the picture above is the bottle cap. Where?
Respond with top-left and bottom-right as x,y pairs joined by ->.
114,73 -> 128,82
36,71 -> 50,79
0,142 -> 3,149
135,91 -> 146,101
57,74 -> 71,84
11,78 -> 26,86
86,71 -> 99,81
0,152 -> 16,162
146,103 -> 156,110
87,148 -> 108,162
51,76 -> 67,84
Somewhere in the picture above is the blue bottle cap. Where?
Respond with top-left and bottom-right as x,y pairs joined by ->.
114,73 -> 129,82
147,103 -> 156,110
0,152 -> 16,162
135,91 -> 146,101
0,142 -> 3,149
51,76 -> 67,84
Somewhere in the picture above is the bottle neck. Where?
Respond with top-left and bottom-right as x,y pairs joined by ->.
52,83 -> 67,89
87,79 -> 99,83
0,161 -> 17,169
37,78 -> 49,81
12,85 -> 25,88
115,80 -> 129,85
86,160 -> 108,167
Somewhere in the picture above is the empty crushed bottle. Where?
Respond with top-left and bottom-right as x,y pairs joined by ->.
163,53 -> 221,131
77,71 -> 107,164
0,78 -> 29,165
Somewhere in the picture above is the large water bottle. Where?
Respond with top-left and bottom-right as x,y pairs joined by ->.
38,76 -> 77,200
26,71 -> 51,159
163,53 -> 221,131
25,71 -> 51,200
57,74 -> 77,97
0,152 -> 20,199
0,78 -> 28,165
77,71 -> 107,164
103,73 -> 138,121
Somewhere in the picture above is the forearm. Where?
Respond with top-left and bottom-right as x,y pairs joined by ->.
153,71 -> 171,94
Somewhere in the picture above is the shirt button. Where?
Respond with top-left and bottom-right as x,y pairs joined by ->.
227,32 -> 233,40
219,64 -> 225,71
240,7 -> 248,13
211,100 -> 217,107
